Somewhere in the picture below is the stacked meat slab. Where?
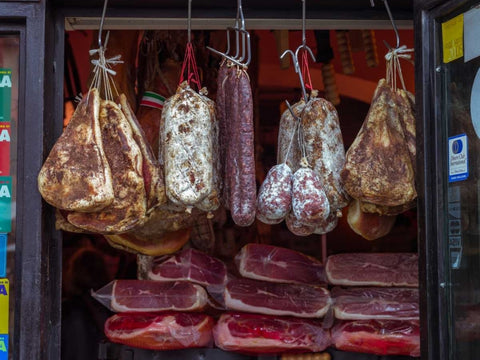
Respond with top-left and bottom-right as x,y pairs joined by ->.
327,252 -> 420,357
94,244 -> 420,357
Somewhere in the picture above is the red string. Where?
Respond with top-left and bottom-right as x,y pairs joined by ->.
179,42 -> 202,90
300,50 -> 313,92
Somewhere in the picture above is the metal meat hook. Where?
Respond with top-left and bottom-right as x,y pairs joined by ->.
371,0 -> 400,49
97,0 -> 109,49
187,0 -> 192,43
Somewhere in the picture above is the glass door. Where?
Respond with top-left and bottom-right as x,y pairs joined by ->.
436,2 -> 480,359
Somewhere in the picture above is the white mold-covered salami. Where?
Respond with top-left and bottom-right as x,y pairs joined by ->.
161,82 -> 214,207
292,166 -> 330,226
277,99 -> 305,171
256,163 -> 292,224
196,88 -> 221,214
302,93 -> 349,215
286,211 -> 315,236
314,211 -> 339,234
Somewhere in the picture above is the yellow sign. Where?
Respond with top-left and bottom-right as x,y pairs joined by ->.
442,14 -> 464,63
0,279 -> 8,334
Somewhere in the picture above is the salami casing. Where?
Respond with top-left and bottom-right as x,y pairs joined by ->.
161,82 -> 214,207
229,69 -> 256,226
256,163 -> 292,224
292,167 -> 330,226
285,212 -> 315,236
302,94 -> 349,214
277,99 -> 306,171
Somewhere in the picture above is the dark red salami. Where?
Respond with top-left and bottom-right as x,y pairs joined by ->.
256,163 -> 292,224
230,69 -> 256,226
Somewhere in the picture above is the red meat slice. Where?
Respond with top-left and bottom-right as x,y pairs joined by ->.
326,253 -> 418,287
332,287 -> 419,320
104,312 -> 214,350
225,278 -> 331,318
235,243 -> 326,285
93,280 -> 208,312
331,319 -> 420,357
148,248 -> 227,290
213,312 -> 331,354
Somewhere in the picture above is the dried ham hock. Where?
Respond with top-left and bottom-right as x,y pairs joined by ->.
341,79 -> 416,208
67,99 -> 147,234
38,88 -> 114,212
347,198 -> 397,240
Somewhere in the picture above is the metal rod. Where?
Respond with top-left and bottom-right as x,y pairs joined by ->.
281,49 -> 308,102
98,0 -> 109,48
370,0 -> 400,49
187,0 -> 192,43
302,0 -> 306,46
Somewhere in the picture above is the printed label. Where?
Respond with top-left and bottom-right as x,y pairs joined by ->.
0,123 -> 10,176
0,279 -> 9,359
448,134 -> 468,182
442,14 -> 464,63
0,178 -> 11,233
0,70 -> 11,123
140,91 -> 166,109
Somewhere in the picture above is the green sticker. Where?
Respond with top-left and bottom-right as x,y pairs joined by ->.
0,178 -> 11,233
0,70 -> 12,123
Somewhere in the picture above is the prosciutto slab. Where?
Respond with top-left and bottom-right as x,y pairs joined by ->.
331,319 -> 420,357
332,287 -> 419,320
213,312 -> 331,354
224,278 -> 331,318
104,312 -> 214,350
38,88 -> 114,212
148,248 -> 227,289
92,280 -> 208,312
326,253 -> 418,287
235,243 -> 326,285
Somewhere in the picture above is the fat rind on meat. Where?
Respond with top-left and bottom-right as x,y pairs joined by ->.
67,99 -> 147,234
341,79 -> 416,207
38,88 -> 114,212
117,94 -> 167,212
161,81 -> 215,207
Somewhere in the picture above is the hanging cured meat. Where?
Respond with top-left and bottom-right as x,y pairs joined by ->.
104,312 -> 215,350
235,244 -> 326,285
213,312 -> 331,354
161,82 -> 217,208
66,99 -> 147,234
117,94 -> 166,211
224,278 -> 331,318
347,198 -> 397,240
277,99 -> 306,171
92,280 -> 208,313
301,93 -> 350,215
38,88 -> 114,212
341,79 -> 416,207
326,253 -> 418,287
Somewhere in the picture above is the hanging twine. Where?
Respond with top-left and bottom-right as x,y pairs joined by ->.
385,45 -> 414,91
179,42 -> 202,91
88,40 -> 123,101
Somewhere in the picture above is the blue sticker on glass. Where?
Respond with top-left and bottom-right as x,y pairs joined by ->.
448,134 -> 469,182
0,235 -> 6,278
0,334 -> 8,359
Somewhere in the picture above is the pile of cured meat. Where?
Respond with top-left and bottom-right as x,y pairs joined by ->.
257,90 -> 350,236
95,244 -> 420,357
